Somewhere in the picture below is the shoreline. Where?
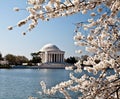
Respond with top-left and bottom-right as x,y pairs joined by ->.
11,66 -> 66,69
0,63 -> 73,69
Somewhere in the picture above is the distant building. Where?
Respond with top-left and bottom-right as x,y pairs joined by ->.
0,60 -> 8,65
0,52 -> 8,65
38,44 -> 65,63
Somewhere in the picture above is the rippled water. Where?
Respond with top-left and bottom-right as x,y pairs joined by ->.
0,68 -> 115,99
0,69 -> 70,99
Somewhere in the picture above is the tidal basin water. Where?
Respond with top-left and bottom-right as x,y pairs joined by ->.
0,68 -> 114,99
0,69 -> 70,99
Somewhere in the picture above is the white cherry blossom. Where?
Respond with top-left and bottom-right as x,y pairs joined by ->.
9,0 -> 120,98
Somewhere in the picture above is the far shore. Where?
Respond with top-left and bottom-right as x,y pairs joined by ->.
0,63 -> 74,69
11,65 -> 65,69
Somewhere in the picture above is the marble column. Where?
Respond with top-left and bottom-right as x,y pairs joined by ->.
60,54 -> 62,62
49,54 -> 51,62
60,54 -> 63,62
47,53 -> 48,62
59,54 -> 61,62
50,54 -> 51,62
48,54 -> 50,62
62,54 -> 64,62
47,53 -> 49,62
61,54 -> 62,62
52,54 -> 53,62
57,54 -> 59,62
45,52 -> 47,62
54,54 -> 56,62
58,54 -> 59,62
51,54 -> 52,62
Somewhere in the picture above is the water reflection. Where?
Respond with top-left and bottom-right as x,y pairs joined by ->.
0,69 -> 114,99
0,69 -> 70,99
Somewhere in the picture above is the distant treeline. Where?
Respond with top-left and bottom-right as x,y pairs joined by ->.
0,64 -> 11,69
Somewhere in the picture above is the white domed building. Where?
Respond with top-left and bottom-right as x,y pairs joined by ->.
39,44 -> 65,63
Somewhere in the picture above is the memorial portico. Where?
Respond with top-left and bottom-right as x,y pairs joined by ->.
39,44 -> 65,63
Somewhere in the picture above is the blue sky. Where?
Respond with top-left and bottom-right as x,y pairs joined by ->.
0,0 -> 90,59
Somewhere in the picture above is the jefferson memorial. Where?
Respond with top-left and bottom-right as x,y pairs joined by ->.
38,44 -> 65,63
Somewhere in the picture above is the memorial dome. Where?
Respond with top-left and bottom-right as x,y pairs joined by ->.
40,43 -> 60,52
